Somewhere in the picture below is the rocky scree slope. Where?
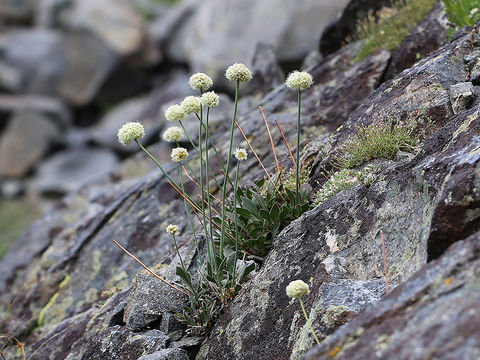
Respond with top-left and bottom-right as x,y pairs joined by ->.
1,4 -> 480,360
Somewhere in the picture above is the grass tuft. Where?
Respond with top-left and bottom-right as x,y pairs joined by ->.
349,0 -> 437,62
335,120 -> 418,169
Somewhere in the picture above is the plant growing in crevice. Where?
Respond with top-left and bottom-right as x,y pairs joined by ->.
314,165 -> 378,205
335,120 -> 418,169
347,0 -> 437,62
114,65 -> 315,334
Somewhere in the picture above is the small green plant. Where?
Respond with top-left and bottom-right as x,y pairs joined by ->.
442,0 -> 480,38
219,177 -> 311,257
314,166 -> 377,205
348,0 -> 437,62
335,120 -> 418,169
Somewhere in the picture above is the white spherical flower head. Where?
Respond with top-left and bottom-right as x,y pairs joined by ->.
201,91 -> 220,108
181,96 -> 201,114
163,127 -> 183,143
286,280 -> 310,298
234,147 -> 248,161
189,73 -> 213,91
165,104 -> 186,122
117,122 -> 145,146
166,224 -> 179,235
171,147 -> 189,162
285,71 -> 313,90
225,63 -> 252,82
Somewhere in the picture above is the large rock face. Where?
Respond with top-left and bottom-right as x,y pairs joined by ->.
304,230 -> 480,360
1,3 -> 480,360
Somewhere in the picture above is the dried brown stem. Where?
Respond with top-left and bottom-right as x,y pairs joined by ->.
380,230 -> 390,294
113,240 -> 189,296
168,182 -> 248,251
182,165 -> 222,203
234,120 -> 284,200
274,117 -> 296,168
259,106 -> 280,174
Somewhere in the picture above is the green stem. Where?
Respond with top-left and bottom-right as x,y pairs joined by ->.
220,80 -> 240,258
178,163 -> 201,266
298,296 -> 320,346
205,107 -> 214,246
295,90 -> 302,214
232,160 -> 240,283
195,113 -> 228,176
172,234 -> 185,270
179,120 -> 199,153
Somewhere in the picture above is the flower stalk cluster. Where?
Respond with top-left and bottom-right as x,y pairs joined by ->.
116,64 -> 314,334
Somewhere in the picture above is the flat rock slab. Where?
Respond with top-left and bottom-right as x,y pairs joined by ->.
304,230 -> 480,360
31,147 -> 118,195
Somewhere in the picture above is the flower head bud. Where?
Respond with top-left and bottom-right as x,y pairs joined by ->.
165,104 -> 186,122
234,147 -> 248,161
286,280 -> 310,298
285,71 -> 313,90
201,91 -> 220,108
117,122 -> 145,146
189,73 -> 213,91
225,63 -> 252,82
171,147 -> 189,162
166,224 -> 179,235
163,127 -> 183,143
181,96 -> 201,114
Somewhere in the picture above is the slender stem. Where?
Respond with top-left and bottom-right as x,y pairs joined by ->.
205,107 -> 214,244
174,164 -> 187,270
380,230 -> 390,294
113,240 -> 188,296
179,120 -> 199,153
233,161 -> 240,283
260,106 -> 280,174
298,296 -> 320,346
274,117 -> 296,168
296,90 -> 302,212
195,113 -> 228,176
220,80 -> 240,258
172,234 -> 185,270
135,140 -> 181,193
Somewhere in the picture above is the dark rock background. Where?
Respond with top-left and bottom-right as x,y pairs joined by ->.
1,0 -> 480,359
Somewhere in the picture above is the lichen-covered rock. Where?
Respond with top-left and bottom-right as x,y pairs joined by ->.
304,230 -> 480,360
123,273 -> 188,331
137,348 -> 189,360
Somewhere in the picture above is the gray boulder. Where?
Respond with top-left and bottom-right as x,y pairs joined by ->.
166,0 -> 349,84
0,111 -> 59,177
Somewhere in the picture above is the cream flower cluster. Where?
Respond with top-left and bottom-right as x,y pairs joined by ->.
286,280 -> 310,298
181,96 -> 201,114
166,224 -> 179,235
234,147 -> 247,161
201,91 -> 220,108
165,105 -> 186,122
189,72 -> 213,91
285,71 -> 313,90
163,127 -> 183,142
225,63 -> 252,82
171,147 -> 189,162
117,122 -> 145,146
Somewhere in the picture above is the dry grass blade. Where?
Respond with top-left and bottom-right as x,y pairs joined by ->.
380,230 -> 390,294
259,106 -> 280,174
274,118 -> 296,168
234,120 -> 284,200
113,240 -> 189,296
183,165 -> 222,203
